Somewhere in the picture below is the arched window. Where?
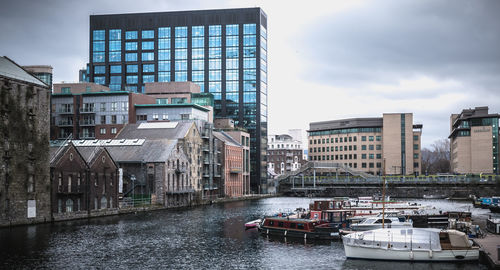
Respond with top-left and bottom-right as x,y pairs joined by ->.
66,199 -> 73,212
101,196 -> 107,209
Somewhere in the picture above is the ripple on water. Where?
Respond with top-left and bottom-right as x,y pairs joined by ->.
0,197 -> 489,269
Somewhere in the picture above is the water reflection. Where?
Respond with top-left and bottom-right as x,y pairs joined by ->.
0,197 -> 488,269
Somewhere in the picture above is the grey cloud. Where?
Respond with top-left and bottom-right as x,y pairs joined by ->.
299,0 -> 500,91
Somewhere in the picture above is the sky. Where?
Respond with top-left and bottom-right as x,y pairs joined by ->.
1,0 -> 499,148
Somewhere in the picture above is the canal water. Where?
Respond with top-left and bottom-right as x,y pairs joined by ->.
0,197 -> 492,269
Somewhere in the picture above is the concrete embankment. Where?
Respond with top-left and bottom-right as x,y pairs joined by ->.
1,194 -> 276,228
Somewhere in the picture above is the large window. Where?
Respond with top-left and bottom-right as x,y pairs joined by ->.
174,26 -> 188,82
109,29 -> 121,62
92,30 -> 105,63
208,25 -> 221,101
226,24 -> 239,108
158,27 -> 171,82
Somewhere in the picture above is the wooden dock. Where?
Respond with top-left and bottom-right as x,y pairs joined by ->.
474,234 -> 500,269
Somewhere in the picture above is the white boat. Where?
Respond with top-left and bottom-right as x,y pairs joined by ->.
350,214 -> 413,231
245,219 -> 262,229
343,228 -> 479,261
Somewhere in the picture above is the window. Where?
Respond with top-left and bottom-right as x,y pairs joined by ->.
369,154 -> 374,159
111,115 -> 117,124
94,66 -> 105,74
110,65 -> 121,73
27,175 -> 34,193
414,144 -> 419,150
142,30 -> 154,39
125,53 -> 137,62
142,41 -> 154,50
361,145 -> 367,150
142,52 -> 154,61
414,135 -> 419,141
101,196 -> 108,209
361,136 -> 366,141
136,115 -> 147,121
126,31 -> 137,40
143,64 -> 155,73
376,145 -> 382,150
414,162 -> 419,168
100,115 -> 106,124
376,154 -> 382,159
362,154 -> 367,159
414,153 -> 419,159
126,42 -> 137,51
111,127 -> 117,134
376,136 -> 381,141
100,128 -> 106,135
111,102 -> 117,111
66,199 -> 73,213
369,136 -> 374,141
61,87 -> 71,94
369,145 -> 374,150
127,64 -> 138,73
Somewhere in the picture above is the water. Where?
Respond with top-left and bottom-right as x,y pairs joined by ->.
0,197 -> 490,269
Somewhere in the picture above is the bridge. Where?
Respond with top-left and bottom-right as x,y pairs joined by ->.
275,162 -> 500,198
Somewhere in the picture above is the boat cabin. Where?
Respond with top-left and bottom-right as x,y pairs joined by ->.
262,218 -> 317,231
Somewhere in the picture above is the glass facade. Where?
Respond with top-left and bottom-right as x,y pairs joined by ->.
89,8 -> 268,192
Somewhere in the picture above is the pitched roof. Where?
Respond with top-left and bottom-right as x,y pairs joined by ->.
116,122 -> 195,140
213,131 -> 241,147
76,139 -> 177,163
0,56 -> 48,87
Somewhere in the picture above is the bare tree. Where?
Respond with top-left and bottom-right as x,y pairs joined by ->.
421,139 -> 450,175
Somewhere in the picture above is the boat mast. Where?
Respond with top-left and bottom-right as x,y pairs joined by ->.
382,176 -> 386,229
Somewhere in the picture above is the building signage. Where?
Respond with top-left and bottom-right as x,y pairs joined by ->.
27,200 -> 36,218
473,127 -> 491,133
118,168 -> 123,193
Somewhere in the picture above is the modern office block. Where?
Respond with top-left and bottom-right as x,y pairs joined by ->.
449,106 -> 499,174
308,113 -> 422,176
88,8 -> 268,192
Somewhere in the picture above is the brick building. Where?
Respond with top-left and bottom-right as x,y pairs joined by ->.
51,87 -> 156,140
50,142 -> 119,220
0,57 -> 51,227
214,131 -> 245,197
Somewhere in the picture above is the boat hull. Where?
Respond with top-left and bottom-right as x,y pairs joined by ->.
351,224 -> 412,231
258,226 -> 340,240
344,244 -> 479,261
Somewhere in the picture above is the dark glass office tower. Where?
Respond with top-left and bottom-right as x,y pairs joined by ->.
88,8 -> 268,193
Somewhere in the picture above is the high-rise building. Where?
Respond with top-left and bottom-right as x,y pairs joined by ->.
449,106 -> 499,174
23,65 -> 53,89
88,8 -> 268,192
308,113 -> 423,176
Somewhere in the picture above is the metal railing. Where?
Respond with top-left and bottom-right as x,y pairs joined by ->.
119,196 -> 152,208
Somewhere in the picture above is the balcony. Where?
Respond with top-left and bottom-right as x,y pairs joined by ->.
79,107 -> 96,113
202,171 -> 210,178
57,120 -> 73,127
57,185 -> 84,194
202,146 -> 210,152
203,158 -> 210,164
79,119 -> 96,126
57,108 -> 73,114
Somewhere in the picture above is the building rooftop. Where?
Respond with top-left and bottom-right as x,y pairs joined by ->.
50,139 -> 176,163
0,56 -> 48,87
135,103 -> 210,112
116,122 -> 195,140
213,131 -> 242,147
309,117 -> 383,132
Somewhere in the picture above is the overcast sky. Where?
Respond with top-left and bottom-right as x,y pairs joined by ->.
1,0 -> 499,148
